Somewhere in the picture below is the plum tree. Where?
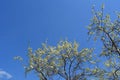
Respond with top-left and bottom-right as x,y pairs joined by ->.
88,4 -> 120,79
15,40 -> 101,80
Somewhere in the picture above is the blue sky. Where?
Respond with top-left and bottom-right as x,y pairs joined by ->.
0,0 -> 120,80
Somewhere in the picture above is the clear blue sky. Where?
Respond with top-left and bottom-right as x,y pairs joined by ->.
0,0 -> 120,80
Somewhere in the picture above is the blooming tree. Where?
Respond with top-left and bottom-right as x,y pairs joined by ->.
88,4 -> 120,79
15,40 -> 101,80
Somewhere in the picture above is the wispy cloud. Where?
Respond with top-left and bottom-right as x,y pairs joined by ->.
0,70 -> 12,79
